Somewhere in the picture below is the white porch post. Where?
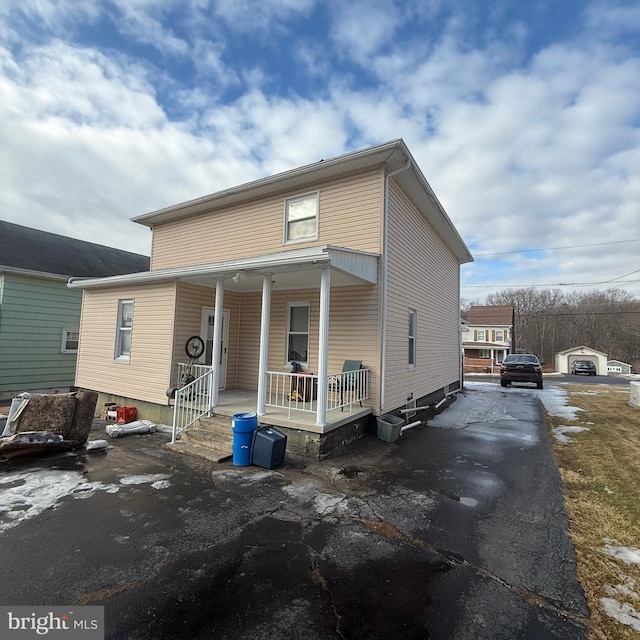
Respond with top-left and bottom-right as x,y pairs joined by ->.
257,274 -> 272,416
316,267 -> 331,427
210,278 -> 224,409
491,348 -> 495,373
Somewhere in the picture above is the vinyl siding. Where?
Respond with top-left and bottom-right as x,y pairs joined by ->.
0,273 -> 82,391
171,283 -> 241,389
235,285 -> 379,406
76,282 -> 177,405
384,179 -> 461,410
150,169 -> 384,270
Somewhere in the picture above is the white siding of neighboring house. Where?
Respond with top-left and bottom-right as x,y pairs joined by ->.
76,282 -> 177,405
383,179 -> 461,411
149,169 -> 385,270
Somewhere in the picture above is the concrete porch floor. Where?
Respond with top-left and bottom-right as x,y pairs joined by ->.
212,388 -> 373,434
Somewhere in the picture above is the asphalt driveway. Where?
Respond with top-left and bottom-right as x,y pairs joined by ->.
0,383 -> 589,639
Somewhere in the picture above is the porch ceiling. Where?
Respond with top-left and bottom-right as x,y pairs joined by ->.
68,245 -> 378,291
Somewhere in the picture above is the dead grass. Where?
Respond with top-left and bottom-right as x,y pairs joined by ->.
547,384 -> 640,639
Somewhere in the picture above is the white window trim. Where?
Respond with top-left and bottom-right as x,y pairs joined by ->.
495,330 -> 504,342
61,328 -> 79,354
114,299 -> 134,363
477,329 -> 486,341
286,301 -> 310,367
408,308 -> 417,369
284,191 -> 319,245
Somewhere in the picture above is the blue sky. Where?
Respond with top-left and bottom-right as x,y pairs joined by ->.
1,0 -> 639,300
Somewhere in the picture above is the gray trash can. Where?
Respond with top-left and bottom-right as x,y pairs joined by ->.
376,414 -> 405,443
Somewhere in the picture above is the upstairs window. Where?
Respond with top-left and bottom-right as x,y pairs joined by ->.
287,303 -> 309,365
115,299 -> 134,362
476,330 -> 486,341
495,329 -> 504,342
285,192 -> 318,243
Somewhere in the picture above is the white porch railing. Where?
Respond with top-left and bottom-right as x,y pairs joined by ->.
172,367 -> 213,443
266,369 -> 369,418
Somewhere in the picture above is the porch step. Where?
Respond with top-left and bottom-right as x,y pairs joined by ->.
166,413 -> 235,464
166,440 -> 232,464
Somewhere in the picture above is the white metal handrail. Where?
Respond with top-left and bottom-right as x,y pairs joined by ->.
172,368 -> 213,443
266,369 -> 369,417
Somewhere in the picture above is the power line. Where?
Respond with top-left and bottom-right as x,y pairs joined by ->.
464,279 -> 640,288
520,311 -> 640,317
473,238 -> 640,257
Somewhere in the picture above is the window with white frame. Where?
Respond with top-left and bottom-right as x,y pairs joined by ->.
495,329 -> 504,342
115,299 -> 134,362
479,349 -> 492,359
476,329 -> 486,341
61,328 -> 79,353
287,303 -> 309,365
284,192 -> 318,243
408,309 -> 417,367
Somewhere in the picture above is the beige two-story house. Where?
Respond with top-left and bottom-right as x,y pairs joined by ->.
462,304 -> 515,373
70,139 -> 472,455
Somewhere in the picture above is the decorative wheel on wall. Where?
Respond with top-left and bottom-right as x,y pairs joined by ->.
185,335 -> 205,360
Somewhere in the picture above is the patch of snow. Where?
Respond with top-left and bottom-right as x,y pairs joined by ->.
604,579 -> 639,601
151,480 -> 171,489
551,425 -> 589,444
211,470 -> 277,485
600,598 -> 640,631
605,486 -> 614,494
603,539 -> 640,565
0,470 -> 118,533
119,473 -> 172,486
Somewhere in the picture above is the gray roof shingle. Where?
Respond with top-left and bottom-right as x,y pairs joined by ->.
0,220 -> 149,278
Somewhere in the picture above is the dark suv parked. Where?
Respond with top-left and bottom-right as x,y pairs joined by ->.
500,354 -> 543,389
571,360 -> 597,376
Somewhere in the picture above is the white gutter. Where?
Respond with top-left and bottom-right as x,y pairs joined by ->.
380,160 -> 411,411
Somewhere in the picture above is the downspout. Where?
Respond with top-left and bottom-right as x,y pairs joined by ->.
380,159 -> 411,411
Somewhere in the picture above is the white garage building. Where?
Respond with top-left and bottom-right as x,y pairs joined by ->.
556,345 -> 608,375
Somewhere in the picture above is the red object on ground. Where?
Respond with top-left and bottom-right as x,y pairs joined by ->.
116,406 -> 137,424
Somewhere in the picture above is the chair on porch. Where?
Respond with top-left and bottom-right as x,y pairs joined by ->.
329,360 -> 363,411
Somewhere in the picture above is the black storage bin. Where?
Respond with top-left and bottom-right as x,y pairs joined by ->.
251,426 -> 287,469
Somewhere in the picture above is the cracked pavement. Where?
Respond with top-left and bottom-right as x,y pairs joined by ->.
0,384 -> 589,639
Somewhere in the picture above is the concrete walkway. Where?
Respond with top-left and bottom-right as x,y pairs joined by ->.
0,383 -> 588,639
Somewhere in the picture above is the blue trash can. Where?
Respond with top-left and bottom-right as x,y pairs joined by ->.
232,412 -> 258,466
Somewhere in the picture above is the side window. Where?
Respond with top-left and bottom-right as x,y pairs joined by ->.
287,303 -> 309,365
61,328 -> 79,353
408,309 -> 417,367
115,299 -> 134,362
284,192 -> 318,243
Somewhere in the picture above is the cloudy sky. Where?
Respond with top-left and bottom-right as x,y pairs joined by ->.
1,0 -> 639,300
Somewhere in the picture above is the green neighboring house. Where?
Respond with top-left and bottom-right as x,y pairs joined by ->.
0,220 -> 149,399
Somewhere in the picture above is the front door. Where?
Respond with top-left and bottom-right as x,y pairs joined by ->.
200,307 -> 229,390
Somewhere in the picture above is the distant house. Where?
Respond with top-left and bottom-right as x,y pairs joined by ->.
462,305 -> 515,373
0,220 -> 149,398
607,360 -> 632,375
68,139 -> 473,455
555,345 -> 608,376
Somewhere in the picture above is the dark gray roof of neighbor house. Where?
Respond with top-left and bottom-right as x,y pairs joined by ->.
0,220 -> 150,278
467,304 -> 515,326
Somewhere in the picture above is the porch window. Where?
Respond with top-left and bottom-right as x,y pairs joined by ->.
287,303 -> 309,365
115,299 -> 134,362
479,349 -> 492,359
284,192 -> 318,243
61,328 -> 79,353
408,308 -> 417,367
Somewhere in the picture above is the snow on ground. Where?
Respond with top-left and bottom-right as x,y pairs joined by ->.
551,426 -> 590,444
0,470 -> 119,533
603,538 -> 640,565
600,598 -> 640,632
0,470 -> 177,533
431,381 -> 583,430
